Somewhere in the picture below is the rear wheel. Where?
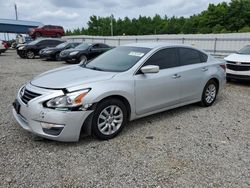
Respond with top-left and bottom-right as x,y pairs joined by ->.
200,80 -> 218,107
56,33 -> 61,38
92,99 -> 128,140
26,50 -> 35,59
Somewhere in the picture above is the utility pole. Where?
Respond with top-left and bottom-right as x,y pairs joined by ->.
110,14 -> 113,36
14,3 -> 18,20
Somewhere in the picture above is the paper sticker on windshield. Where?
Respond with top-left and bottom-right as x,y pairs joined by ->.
128,52 -> 144,57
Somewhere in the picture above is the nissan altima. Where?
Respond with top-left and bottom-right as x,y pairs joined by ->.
13,43 -> 226,142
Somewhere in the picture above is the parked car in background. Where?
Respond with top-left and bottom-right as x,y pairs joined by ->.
39,42 -> 81,60
0,40 -> 6,54
29,25 -> 65,39
224,45 -> 250,81
60,43 -> 111,63
17,38 -> 64,59
2,41 -> 10,49
13,43 -> 226,142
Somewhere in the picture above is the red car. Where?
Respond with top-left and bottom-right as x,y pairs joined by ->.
29,25 -> 65,39
0,40 -> 9,54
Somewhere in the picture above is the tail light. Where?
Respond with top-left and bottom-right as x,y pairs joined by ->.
219,64 -> 226,72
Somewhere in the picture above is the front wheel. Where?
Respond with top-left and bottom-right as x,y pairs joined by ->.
55,53 -> 60,61
200,80 -> 218,107
78,55 -> 87,63
26,50 -> 35,59
92,99 -> 128,140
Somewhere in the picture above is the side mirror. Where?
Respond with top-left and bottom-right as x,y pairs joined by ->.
140,65 -> 159,74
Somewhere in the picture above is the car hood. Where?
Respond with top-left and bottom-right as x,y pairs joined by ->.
224,53 -> 250,63
31,65 -> 116,89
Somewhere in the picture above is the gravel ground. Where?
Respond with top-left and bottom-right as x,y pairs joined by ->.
0,50 -> 249,188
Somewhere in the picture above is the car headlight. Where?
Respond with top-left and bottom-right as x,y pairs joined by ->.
46,89 -> 91,110
18,46 -> 25,50
69,51 -> 79,56
45,50 -> 53,54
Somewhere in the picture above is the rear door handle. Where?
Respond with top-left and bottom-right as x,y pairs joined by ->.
172,74 -> 181,79
202,67 -> 208,72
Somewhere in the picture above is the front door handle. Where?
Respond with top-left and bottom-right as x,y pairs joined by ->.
202,67 -> 208,72
172,74 -> 181,79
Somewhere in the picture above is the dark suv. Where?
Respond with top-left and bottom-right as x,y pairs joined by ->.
29,25 -> 65,39
17,38 -> 64,59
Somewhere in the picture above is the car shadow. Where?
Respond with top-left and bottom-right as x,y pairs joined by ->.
31,102 -> 204,147
41,59 -> 58,62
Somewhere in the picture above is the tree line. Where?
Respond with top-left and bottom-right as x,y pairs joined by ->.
66,0 -> 250,36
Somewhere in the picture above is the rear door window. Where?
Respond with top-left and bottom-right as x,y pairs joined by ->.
143,48 -> 179,70
179,48 -> 205,66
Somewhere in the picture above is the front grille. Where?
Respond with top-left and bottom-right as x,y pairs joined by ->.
227,64 -> 250,71
21,88 -> 41,104
226,61 -> 250,65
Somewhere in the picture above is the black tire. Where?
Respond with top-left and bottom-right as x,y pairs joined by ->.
226,77 -> 231,82
65,60 -> 74,64
78,55 -> 87,63
200,80 -> 218,107
54,53 -> 60,61
92,98 -> 128,140
56,33 -> 61,38
26,50 -> 35,59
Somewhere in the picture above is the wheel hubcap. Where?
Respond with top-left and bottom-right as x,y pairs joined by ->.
205,84 -> 216,104
97,105 -> 123,135
27,51 -> 34,58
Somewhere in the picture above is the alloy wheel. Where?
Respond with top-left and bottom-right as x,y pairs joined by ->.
205,84 -> 216,104
97,105 -> 123,135
26,51 -> 34,59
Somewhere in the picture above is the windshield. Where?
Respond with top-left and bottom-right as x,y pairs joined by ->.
238,46 -> 250,54
56,42 -> 68,48
75,43 -> 91,50
83,46 -> 151,72
28,39 -> 42,45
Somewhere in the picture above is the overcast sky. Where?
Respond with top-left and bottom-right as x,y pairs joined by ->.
0,0 -> 231,31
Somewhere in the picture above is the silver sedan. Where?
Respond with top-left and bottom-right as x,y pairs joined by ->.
13,43 -> 226,142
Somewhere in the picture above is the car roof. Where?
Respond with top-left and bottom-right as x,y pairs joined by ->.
35,38 -> 65,42
123,42 -> 195,49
